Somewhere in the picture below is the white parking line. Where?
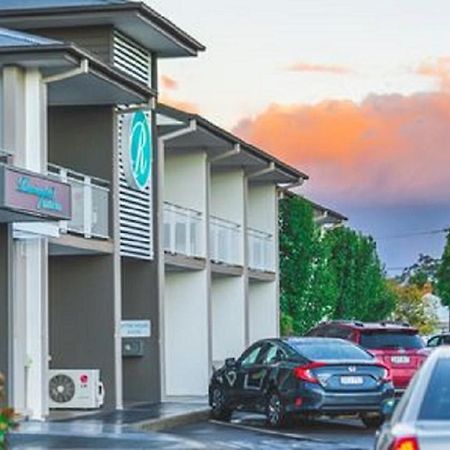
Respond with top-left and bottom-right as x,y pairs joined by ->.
209,419 -> 327,443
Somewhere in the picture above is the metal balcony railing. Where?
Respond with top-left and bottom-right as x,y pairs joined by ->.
164,202 -> 204,258
247,228 -> 275,272
48,164 -> 110,239
210,216 -> 242,266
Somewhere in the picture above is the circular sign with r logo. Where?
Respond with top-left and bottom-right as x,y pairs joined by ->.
122,111 -> 152,191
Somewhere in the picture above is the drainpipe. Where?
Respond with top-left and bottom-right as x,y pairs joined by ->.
43,59 -> 89,84
157,119 -> 197,401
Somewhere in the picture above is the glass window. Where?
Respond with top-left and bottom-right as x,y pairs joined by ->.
427,336 -> 441,348
261,344 -> 285,365
360,332 -> 424,350
308,326 -> 326,337
239,344 -> 264,367
418,359 -> 450,420
289,341 -> 372,361
441,335 -> 450,345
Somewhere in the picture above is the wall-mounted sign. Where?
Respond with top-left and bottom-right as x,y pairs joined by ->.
122,111 -> 152,191
0,165 -> 71,221
121,320 -> 151,338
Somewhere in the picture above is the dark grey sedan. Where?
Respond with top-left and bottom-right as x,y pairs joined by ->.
375,346 -> 450,450
209,337 -> 394,428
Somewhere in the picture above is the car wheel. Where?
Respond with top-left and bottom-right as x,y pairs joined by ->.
266,392 -> 288,428
210,386 -> 232,421
360,414 -> 384,429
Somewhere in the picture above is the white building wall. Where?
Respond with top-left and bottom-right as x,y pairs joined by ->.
164,270 -> 209,396
247,183 -> 277,234
248,280 -> 278,343
164,150 -> 207,213
211,275 -> 246,367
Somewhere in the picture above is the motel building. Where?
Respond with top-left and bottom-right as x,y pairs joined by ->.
0,0 -> 308,421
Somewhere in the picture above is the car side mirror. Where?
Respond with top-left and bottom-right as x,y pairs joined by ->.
225,358 -> 236,368
381,398 -> 397,419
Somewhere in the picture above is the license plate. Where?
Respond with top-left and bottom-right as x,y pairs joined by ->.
391,356 -> 410,364
340,376 -> 364,385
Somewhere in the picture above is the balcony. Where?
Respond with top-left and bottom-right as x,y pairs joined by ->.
247,228 -> 274,272
48,164 -> 110,239
210,216 -> 242,266
164,202 -> 204,258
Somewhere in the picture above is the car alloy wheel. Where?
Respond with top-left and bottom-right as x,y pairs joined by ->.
210,387 -> 232,421
266,392 -> 286,428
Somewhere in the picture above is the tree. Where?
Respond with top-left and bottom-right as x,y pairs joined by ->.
399,254 -> 439,288
324,227 -> 395,321
436,231 -> 450,327
279,196 -> 336,335
389,280 -> 438,334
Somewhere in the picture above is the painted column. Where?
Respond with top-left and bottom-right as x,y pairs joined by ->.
3,67 -> 49,419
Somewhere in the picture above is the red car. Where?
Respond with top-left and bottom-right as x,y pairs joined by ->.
306,321 -> 428,393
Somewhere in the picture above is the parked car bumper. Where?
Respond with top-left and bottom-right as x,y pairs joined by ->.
285,382 -> 395,415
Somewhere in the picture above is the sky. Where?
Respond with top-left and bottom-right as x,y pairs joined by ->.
149,0 -> 450,274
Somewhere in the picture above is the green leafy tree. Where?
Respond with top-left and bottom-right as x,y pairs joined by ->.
436,232 -> 450,327
399,254 -> 439,288
324,227 -> 395,321
389,280 -> 438,334
279,196 -> 336,334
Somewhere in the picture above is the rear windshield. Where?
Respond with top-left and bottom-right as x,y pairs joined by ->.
360,332 -> 424,350
291,342 -> 373,361
419,358 -> 450,420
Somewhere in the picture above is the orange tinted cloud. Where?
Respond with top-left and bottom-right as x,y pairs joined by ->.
417,57 -> 450,91
287,61 -> 352,75
234,92 -> 450,205
159,94 -> 200,114
160,75 -> 178,90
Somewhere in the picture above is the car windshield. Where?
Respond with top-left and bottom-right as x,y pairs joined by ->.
290,342 -> 373,361
360,332 -> 424,350
419,358 -> 450,420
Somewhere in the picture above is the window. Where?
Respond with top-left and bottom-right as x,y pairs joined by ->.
261,344 -> 285,365
239,344 -> 265,367
326,325 -> 353,340
290,341 -> 372,361
427,336 -> 441,348
308,326 -> 326,337
360,332 -> 424,350
418,358 -> 450,420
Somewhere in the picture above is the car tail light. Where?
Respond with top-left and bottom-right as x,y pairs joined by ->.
390,436 -> 420,450
293,362 -> 326,383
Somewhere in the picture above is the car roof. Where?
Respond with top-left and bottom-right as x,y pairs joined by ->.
320,320 -> 418,332
283,337 -> 353,345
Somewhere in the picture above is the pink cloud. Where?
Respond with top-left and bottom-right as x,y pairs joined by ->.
287,61 -> 353,75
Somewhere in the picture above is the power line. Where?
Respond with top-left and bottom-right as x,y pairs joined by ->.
376,227 -> 450,240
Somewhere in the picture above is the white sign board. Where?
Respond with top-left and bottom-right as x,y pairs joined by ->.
121,320 -> 151,338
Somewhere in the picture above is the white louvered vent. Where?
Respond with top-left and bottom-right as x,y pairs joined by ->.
113,31 -> 152,86
118,113 -> 153,260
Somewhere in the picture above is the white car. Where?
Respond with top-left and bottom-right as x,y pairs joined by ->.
375,346 -> 450,450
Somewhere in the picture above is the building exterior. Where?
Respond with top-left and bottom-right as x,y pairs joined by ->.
0,0 -> 307,420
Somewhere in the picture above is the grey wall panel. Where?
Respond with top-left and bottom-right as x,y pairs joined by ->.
0,225 -> 8,403
122,257 -> 160,403
49,255 -> 116,409
48,106 -> 115,183
33,27 -> 113,64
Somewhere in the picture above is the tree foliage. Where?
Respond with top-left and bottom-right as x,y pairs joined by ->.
388,280 -> 438,334
324,227 -> 395,322
399,254 -> 439,288
279,197 -> 335,335
279,196 -> 393,335
436,232 -> 450,309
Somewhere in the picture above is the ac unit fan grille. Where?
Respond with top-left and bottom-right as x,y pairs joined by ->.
49,374 -> 76,404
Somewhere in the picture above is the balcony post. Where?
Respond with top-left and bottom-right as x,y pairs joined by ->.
84,176 -> 93,239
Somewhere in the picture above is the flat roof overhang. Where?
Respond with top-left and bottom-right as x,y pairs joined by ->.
0,3 -> 205,58
0,43 -> 154,105
157,104 -> 309,185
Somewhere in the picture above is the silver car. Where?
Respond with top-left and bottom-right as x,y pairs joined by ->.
375,346 -> 450,450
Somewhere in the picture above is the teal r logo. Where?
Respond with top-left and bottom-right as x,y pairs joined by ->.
122,111 -> 152,191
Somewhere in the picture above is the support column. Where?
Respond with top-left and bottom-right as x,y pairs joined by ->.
3,67 -> 49,420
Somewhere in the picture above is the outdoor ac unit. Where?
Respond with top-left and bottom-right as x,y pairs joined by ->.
48,369 -> 105,409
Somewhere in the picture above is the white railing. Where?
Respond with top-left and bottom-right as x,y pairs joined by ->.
210,216 -> 242,266
164,202 -> 204,258
247,228 -> 275,272
48,164 -> 110,239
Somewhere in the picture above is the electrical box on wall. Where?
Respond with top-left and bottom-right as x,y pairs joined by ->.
122,338 -> 145,357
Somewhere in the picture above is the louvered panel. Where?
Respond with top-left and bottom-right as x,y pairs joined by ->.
118,113 -> 153,260
113,31 -> 151,86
